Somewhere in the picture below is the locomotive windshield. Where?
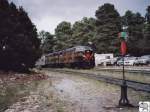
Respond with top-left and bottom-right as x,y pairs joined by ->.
74,46 -> 93,52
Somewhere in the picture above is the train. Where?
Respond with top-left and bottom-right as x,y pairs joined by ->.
36,46 -> 95,68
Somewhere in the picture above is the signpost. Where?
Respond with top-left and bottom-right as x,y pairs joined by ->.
118,32 -> 131,106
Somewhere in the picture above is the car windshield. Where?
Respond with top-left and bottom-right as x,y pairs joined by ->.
127,57 -> 137,60
140,56 -> 149,59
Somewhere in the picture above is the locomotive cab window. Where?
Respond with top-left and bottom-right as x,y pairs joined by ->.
85,50 -> 92,54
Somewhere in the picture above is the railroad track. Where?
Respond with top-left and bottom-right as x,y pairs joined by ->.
95,68 -> 150,74
46,68 -> 150,93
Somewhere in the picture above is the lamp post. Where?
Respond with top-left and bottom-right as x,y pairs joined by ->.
118,31 -> 132,107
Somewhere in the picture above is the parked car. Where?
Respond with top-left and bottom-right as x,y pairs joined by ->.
124,57 -> 139,66
117,58 -> 124,66
137,55 -> 150,65
99,57 -> 120,66
113,57 -> 122,65
117,57 -> 138,66
100,59 -> 111,66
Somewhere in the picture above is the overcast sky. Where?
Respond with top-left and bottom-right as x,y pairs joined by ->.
10,0 -> 150,34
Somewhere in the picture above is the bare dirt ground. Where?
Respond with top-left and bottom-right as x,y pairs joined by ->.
52,67 -> 150,84
1,69 -> 150,112
0,71 -> 58,112
43,70 -> 150,112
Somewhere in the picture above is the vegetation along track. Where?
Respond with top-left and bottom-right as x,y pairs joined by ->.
45,68 -> 150,93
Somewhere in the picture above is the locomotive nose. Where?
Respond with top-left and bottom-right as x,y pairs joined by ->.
84,50 -> 93,61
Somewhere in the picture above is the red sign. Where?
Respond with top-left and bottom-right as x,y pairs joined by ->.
120,41 -> 127,56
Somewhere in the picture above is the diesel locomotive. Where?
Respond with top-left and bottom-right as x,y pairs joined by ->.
36,46 -> 95,68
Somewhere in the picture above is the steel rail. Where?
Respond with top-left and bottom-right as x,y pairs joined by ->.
46,68 -> 150,93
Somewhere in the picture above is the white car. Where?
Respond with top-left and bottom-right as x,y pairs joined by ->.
117,58 -> 125,66
137,55 -> 150,65
100,57 -> 119,66
124,57 -> 139,66
117,57 -> 138,66
108,57 -> 120,65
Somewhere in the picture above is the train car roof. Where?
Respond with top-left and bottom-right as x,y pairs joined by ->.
73,46 -> 92,52
45,46 -> 92,56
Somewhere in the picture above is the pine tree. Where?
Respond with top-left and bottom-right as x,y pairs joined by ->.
39,31 -> 55,53
122,10 -> 145,56
72,17 -> 96,46
0,0 -> 12,69
143,6 -> 150,54
0,0 -> 41,71
95,3 -> 121,54
55,21 -> 73,50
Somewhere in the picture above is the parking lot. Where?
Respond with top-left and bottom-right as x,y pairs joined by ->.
95,54 -> 150,66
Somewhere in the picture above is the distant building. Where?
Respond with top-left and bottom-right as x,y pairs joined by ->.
95,53 -> 114,66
